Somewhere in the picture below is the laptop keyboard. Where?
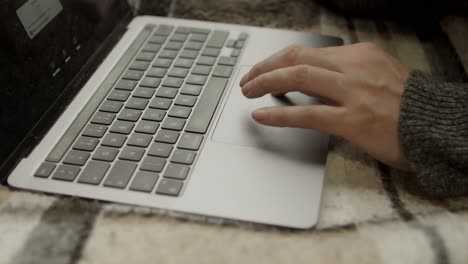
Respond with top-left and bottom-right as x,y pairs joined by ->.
33,24 -> 248,197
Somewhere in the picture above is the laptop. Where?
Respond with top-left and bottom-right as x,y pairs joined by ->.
1,0 -> 343,229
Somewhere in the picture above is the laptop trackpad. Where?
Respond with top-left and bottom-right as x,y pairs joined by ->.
211,66 -> 329,163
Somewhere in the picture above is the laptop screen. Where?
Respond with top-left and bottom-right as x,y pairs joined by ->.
0,0 -> 131,174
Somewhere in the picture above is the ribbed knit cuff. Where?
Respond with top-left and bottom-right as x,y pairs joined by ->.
399,70 -> 468,198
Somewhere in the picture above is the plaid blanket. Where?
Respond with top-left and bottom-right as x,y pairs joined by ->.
1,0 -> 468,263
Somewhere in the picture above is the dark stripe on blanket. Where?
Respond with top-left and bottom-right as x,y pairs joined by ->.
12,198 -> 101,264
378,163 -> 450,264
416,20 -> 468,82
345,18 -> 359,43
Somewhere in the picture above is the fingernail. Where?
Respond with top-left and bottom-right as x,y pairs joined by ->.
252,108 -> 268,121
241,82 -> 251,97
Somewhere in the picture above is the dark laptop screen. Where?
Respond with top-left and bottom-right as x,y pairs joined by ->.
0,0 -> 130,173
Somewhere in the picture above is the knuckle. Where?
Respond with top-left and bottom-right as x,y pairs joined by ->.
292,65 -> 311,85
283,45 -> 303,65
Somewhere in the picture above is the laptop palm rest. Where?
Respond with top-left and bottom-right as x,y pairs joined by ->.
212,66 -> 328,164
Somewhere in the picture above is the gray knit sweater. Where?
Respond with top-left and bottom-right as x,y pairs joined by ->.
400,71 -> 468,198
319,0 -> 468,198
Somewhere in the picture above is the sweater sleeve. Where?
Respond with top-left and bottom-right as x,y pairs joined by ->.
399,70 -> 468,199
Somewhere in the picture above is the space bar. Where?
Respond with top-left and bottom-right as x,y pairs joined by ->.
185,77 -> 228,134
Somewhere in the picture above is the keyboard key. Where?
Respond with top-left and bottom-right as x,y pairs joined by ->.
100,100 -> 123,113
78,161 -> 110,185
180,84 -> 202,96
142,108 -> 166,122
155,130 -> 180,144
190,34 -> 207,42
164,41 -> 183,51
175,27 -> 191,34
162,117 -> 186,131
140,77 -> 161,88
149,97 -> 172,110
91,112 -> 115,125
152,58 -> 173,68
122,70 -> 144,80
148,142 -> 173,158
179,49 -> 198,59
191,65 -> 211,76
171,149 -> 196,165
63,150 -> 90,166
104,161 -> 137,189
143,43 -> 162,53
185,41 -> 203,51
129,60 -> 150,71
127,133 -> 152,147
174,58 -> 195,69
34,163 -> 56,178
154,24 -> 174,36
108,90 -> 130,101
133,87 -> 155,99
186,74 -> 207,85
149,35 -> 166,44
175,95 -> 197,107
110,120 -> 134,134
226,39 -> 236,48
119,146 -> 145,161
118,109 -> 142,122
239,32 -> 249,40
82,124 -> 107,138
178,133 -> 204,150
73,136 -> 99,151
146,67 -> 167,78
218,56 -> 237,66
164,163 -> 190,180
235,40 -> 245,49
159,49 -> 178,59
231,49 -> 241,57
130,171 -> 159,192
197,56 -> 216,66
212,65 -> 233,78
126,98 -> 149,110
168,67 -> 189,78
190,27 -> 211,34
206,30 -> 229,48
156,87 -> 178,99
168,106 -> 192,119
136,52 -> 156,61
135,120 -> 159,134
156,179 -> 183,196
93,146 -> 119,162
115,79 -> 137,91
170,33 -> 188,42
162,77 -> 184,88
52,165 -> 80,181
140,156 -> 166,172
201,47 -> 220,57
185,77 -> 228,133
102,133 -> 127,148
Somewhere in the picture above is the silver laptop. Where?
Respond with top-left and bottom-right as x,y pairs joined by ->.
2,0 -> 342,229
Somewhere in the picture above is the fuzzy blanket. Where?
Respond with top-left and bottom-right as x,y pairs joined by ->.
1,0 -> 468,263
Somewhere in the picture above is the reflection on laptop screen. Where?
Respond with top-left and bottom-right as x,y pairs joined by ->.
0,0 -> 130,173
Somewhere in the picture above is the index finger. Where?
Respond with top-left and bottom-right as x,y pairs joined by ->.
240,45 -> 341,86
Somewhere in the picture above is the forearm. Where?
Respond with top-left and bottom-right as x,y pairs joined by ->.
400,70 -> 468,198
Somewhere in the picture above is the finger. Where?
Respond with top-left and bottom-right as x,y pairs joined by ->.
242,65 -> 345,104
240,45 -> 340,86
251,105 -> 345,136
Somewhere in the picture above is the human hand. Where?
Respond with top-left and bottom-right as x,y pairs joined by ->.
240,43 -> 412,170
